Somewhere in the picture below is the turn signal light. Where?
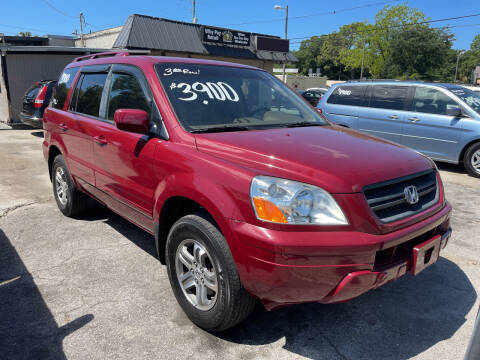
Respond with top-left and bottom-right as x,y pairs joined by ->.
252,197 -> 288,223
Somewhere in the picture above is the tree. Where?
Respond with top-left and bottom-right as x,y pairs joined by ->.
471,34 -> 480,51
384,25 -> 454,80
17,32 -> 32,37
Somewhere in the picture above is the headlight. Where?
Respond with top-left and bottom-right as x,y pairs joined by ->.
250,176 -> 348,225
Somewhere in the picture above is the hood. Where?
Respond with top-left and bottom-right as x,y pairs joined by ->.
194,125 -> 433,193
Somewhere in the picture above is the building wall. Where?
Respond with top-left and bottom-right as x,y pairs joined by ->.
474,66 -> 480,85
4,53 -> 83,123
0,56 -> 10,124
74,27 -> 122,49
151,50 -> 274,73
275,75 -> 328,89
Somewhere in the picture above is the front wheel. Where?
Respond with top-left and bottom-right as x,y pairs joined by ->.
166,213 -> 255,332
464,143 -> 480,178
52,155 -> 91,216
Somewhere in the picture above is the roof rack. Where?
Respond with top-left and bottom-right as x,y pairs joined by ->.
73,51 -> 130,62
346,79 -> 426,83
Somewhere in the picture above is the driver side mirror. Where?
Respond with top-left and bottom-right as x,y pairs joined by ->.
114,109 -> 149,134
446,107 -> 462,117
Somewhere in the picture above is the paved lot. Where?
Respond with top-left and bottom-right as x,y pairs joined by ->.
0,127 -> 479,360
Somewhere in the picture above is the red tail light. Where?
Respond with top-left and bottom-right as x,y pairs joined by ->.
34,85 -> 48,108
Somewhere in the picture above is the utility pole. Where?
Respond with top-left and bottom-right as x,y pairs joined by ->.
274,5 -> 288,83
455,50 -> 465,83
360,41 -> 366,79
192,0 -> 197,24
79,12 -> 85,47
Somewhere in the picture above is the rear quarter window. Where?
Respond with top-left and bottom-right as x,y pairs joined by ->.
52,68 -> 79,110
327,86 -> 366,106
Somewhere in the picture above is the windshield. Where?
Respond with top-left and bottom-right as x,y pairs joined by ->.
449,87 -> 480,115
155,63 -> 327,132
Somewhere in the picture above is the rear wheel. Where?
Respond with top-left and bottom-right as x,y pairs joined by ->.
52,155 -> 90,216
464,142 -> 480,178
166,213 -> 255,332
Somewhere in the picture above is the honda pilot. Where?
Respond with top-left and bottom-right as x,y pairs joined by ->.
43,53 -> 452,331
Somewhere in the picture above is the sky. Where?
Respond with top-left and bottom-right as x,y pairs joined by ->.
1,0 -> 479,50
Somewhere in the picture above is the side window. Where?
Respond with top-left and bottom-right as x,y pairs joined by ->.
369,86 -> 409,111
412,87 -> 460,115
52,67 -> 79,110
106,73 -> 149,121
327,86 -> 366,106
73,73 -> 108,117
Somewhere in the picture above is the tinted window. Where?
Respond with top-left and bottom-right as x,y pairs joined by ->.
369,85 -> 409,111
73,73 -> 107,117
52,68 -> 79,110
25,85 -> 40,98
327,86 -> 366,106
413,87 -> 460,115
106,73 -> 149,120
155,63 -> 326,132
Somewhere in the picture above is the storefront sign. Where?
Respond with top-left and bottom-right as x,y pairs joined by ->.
203,27 -> 250,47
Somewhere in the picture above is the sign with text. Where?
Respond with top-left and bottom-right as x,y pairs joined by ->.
202,27 -> 250,47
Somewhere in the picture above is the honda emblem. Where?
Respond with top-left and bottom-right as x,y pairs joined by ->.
404,185 -> 419,205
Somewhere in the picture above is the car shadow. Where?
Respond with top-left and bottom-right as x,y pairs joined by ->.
0,229 -> 93,359
74,204 -> 157,259
216,257 -> 476,359
436,161 -> 467,175
30,130 -> 44,138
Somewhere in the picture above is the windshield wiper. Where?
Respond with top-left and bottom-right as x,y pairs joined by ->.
190,125 -> 251,133
282,121 -> 325,128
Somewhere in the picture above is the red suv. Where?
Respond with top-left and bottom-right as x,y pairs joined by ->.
43,52 -> 452,331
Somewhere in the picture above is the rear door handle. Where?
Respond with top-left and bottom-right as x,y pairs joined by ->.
409,117 -> 420,122
388,115 -> 399,120
93,135 -> 108,145
59,123 -> 68,132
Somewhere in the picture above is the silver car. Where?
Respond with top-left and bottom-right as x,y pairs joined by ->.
318,81 -> 480,177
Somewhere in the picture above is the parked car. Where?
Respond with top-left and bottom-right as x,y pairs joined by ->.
318,81 -> 480,177
461,84 -> 480,95
296,89 -> 326,106
19,80 -> 57,128
43,53 -> 452,331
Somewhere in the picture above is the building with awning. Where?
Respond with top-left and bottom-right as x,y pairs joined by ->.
110,14 -> 297,72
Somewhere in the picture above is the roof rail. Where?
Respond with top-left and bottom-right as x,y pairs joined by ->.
73,51 -> 130,62
346,79 -> 426,83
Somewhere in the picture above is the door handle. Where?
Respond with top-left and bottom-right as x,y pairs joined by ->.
93,135 -> 107,145
388,115 -> 399,120
59,123 -> 68,132
408,117 -> 420,122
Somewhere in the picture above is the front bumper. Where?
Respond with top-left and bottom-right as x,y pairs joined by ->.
228,203 -> 452,310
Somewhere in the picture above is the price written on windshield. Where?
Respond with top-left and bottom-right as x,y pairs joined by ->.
170,81 -> 239,103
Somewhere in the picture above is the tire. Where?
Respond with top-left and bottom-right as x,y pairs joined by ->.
464,142 -> 480,178
166,213 -> 256,332
52,155 -> 91,216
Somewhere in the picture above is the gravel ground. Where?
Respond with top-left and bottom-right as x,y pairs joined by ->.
0,128 -> 478,360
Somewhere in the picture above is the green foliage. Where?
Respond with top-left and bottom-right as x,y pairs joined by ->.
17,32 -> 32,37
292,3 -> 479,83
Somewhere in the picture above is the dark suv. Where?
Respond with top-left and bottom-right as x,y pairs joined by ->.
20,80 -> 57,128
43,52 -> 452,331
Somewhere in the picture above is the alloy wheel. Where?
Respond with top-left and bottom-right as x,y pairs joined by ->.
175,239 -> 218,311
55,167 -> 69,206
471,150 -> 480,174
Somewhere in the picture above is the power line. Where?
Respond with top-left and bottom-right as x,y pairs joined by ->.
41,0 -> 76,19
289,12 -> 480,43
0,22 -> 71,36
220,0 -> 400,27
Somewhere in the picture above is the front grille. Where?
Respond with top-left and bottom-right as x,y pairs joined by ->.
364,169 -> 439,223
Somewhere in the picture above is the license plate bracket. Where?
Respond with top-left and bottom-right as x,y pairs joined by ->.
411,235 -> 441,276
